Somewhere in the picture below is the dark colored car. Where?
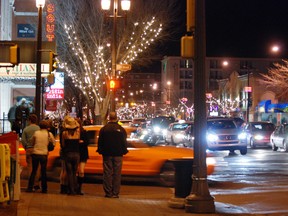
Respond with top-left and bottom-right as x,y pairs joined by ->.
270,123 -> 288,152
243,121 -> 276,149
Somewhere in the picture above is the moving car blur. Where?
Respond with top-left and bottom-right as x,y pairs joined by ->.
19,124 -> 215,186
164,121 -> 193,146
242,121 -> 275,148
140,116 -> 175,145
270,123 -> 288,152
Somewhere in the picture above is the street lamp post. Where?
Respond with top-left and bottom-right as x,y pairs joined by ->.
35,0 -> 45,122
101,0 -> 131,112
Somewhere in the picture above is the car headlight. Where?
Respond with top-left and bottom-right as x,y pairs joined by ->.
238,132 -> 247,140
153,126 -> 160,133
142,130 -> 148,135
254,134 -> 264,140
175,133 -> 185,139
207,133 -> 218,142
162,129 -> 167,136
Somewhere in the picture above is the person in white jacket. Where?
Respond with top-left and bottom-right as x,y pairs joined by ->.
26,120 -> 55,193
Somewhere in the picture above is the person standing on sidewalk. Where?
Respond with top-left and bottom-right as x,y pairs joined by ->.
26,120 -> 55,193
21,114 -> 41,191
76,118 -> 89,195
97,112 -> 128,198
61,117 -> 81,195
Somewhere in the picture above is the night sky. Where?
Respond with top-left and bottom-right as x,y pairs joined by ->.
166,0 -> 288,59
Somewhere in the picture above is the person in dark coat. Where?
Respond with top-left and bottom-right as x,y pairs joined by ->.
76,118 -> 89,195
97,112 -> 128,198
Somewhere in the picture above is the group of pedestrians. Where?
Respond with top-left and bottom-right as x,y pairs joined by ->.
22,111 -> 129,198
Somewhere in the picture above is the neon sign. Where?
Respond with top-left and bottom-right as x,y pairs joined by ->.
46,4 -> 55,41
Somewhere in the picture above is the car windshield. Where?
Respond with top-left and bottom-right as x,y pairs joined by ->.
151,116 -> 175,128
207,120 -> 236,130
252,123 -> 275,131
172,123 -> 190,131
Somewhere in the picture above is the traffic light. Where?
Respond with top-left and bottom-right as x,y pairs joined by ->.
248,98 -> 253,107
49,51 -> 58,72
9,45 -> 19,65
181,35 -> 194,58
186,0 -> 195,32
109,79 -> 120,89
47,73 -> 55,85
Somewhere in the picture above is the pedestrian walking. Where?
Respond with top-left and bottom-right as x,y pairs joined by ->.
97,112 -> 129,198
59,120 -> 68,194
26,120 -> 55,193
61,116 -> 80,195
21,114 -> 41,191
15,98 -> 30,136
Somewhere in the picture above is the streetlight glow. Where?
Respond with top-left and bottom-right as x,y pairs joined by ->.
36,0 -> 45,7
271,45 -> 279,53
101,0 -> 111,10
121,0 -> 131,11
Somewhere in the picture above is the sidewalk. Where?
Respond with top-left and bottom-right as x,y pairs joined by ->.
15,181 -> 288,216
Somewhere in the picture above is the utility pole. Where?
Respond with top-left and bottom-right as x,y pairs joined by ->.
185,0 -> 215,213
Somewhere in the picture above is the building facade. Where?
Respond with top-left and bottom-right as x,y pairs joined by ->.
161,56 -> 282,120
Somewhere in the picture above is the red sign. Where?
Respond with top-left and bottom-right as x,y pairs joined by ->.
46,88 -> 64,99
45,99 -> 57,111
244,86 -> 252,92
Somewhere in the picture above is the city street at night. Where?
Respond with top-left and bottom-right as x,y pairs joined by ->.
11,148 -> 288,215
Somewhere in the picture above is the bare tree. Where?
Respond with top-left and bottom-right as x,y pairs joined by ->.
52,0 -> 182,122
260,60 -> 288,102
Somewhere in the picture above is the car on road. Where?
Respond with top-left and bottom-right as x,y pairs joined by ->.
164,121 -> 193,146
19,124 -> 215,186
206,118 -> 247,155
242,121 -> 275,148
270,123 -> 288,152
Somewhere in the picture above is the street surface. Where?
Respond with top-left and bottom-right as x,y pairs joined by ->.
208,147 -> 288,214
6,146 -> 288,216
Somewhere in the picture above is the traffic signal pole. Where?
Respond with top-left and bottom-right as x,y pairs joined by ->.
35,4 -> 43,122
185,0 -> 215,213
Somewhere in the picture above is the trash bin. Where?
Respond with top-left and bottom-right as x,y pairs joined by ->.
169,158 -> 193,198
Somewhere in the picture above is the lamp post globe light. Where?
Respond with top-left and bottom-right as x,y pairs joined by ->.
35,0 -> 45,122
101,0 -> 131,112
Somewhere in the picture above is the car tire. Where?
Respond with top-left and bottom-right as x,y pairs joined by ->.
159,161 -> 175,187
272,142 -> 278,151
283,141 -> 288,152
250,139 -> 256,149
171,137 -> 175,145
240,147 -> 247,155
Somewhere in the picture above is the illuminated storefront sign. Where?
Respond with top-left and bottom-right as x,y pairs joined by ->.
45,72 -> 64,100
46,4 -> 55,41
0,63 -> 49,77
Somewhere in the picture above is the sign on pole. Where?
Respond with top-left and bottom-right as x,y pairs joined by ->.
116,64 -> 131,71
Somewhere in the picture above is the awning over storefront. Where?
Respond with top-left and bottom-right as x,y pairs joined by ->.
268,103 -> 288,113
258,100 -> 271,113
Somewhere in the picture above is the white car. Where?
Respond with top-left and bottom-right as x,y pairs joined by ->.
206,118 -> 247,155
164,121 -> 193,145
